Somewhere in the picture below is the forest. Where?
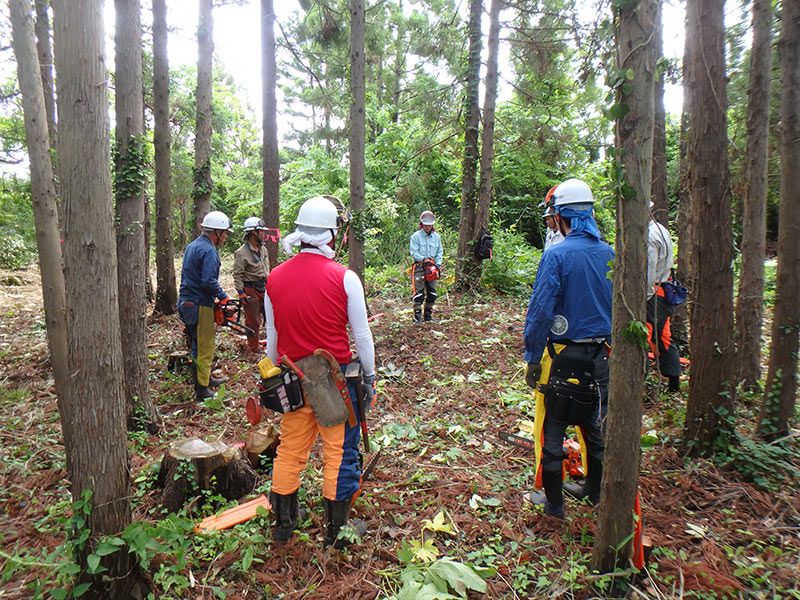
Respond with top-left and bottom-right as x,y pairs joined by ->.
0,0 -> 798,598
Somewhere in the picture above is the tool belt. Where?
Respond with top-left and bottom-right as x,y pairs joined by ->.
258,366 -> 305,414
539,342 -> 602,425
243,280 -> 266,293
295,353 -> 350,428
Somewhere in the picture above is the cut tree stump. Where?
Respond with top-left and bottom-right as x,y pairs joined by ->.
244,423 -> 280,468
157,438 -> 259,512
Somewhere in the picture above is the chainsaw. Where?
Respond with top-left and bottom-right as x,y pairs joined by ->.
498,431 -> 584,478
214,299 -> 254,336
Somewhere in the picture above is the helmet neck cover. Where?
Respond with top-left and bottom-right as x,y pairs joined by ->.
282,225 -> 336,259
554,205 -> 602,240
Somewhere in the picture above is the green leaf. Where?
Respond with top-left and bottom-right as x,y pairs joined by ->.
428,559 -> 488,594
409,538 -> 440,563
606,103 -> 629,120
621,320 -> 650,350
86,553 -> 101,573
94,542 -> 120,557
242,546 -> 254,571
422,510 -> 455,535
50,589 -> 67,600
397,540 -> 415,565
72,582 -> 92,597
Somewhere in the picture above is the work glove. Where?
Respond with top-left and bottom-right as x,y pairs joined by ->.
525,362 -> 542,389
218,295 -> 230,306
362,374 -> 376,410
238,290 -> 249,304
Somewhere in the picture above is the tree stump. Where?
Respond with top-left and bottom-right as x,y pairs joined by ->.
157,438 -> 259,512
244,423 -> 280,469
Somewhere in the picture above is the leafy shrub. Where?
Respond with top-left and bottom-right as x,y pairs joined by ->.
715,434 -> 799,491
0,178 -> 36,269
480,228 -> 541,296
0,231 -> 33,269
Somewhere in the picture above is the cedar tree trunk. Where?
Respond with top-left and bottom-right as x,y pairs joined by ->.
591,0 -> 655,573
455,0 -> 482,286
735,0 -> 772,391
10,0 -> 72,461
261,0 -> 280,268
683,0 -> 736,456
193,0 -> 213,235
115,0 -> 159,432
153,0 -> 177,315
475,0 -> 501,248
348,0 -> 366,282
759,0 -> 800,441
53,1 -> 146,595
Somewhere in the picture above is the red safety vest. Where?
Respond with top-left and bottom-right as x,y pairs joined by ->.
267,252 -> 351,364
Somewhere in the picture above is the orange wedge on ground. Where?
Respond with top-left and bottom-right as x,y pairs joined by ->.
194,494 -> 272,533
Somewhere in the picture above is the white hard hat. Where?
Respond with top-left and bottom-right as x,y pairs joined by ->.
243,216 -> 267,232
201,210 -> 232,231
551,178 -> 594,208
419,210 -> 435,225
294,196 -> 339,229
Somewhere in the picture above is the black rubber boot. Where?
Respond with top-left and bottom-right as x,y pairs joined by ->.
563,457 -> 603,506
194,384 -> 215,402
423,308 -> 437,322
323,497 -> 366,549
208,373 -> 227,388
413,309 -> 422,324
541,469 -> 565,518
192,363 -> 219,398
668,375 -> 681,392
270,491 -> 299,542
584,456 -> 603,505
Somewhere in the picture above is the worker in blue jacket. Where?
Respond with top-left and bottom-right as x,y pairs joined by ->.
177,211 -> 233,401
522,178 -> 613,518
409,210 -> 443,324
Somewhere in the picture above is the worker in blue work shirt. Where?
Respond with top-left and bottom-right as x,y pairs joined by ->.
177,211 -> 234,402
521,178 -> 613,519
409,210 -> 443,324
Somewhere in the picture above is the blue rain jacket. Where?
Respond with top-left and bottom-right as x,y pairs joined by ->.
524,231 -> 614,363
409,228 -> 443,264
178,234 -> 228,307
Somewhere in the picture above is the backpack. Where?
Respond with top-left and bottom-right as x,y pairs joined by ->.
474,227 -> 493,260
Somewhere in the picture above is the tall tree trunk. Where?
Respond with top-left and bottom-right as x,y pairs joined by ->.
152,0 -> 177,315
673,21 -> 693,345
758,0 -> 800,441
735,0 -> 772,391
591,0 -> 655,573
33,0 -> 60,226
391,0 -> 404,124
650,0 -> 668,227
474,0 -> 501,241
52,1 -> 146,595
33,0 -> 56,153
683,0 -> 736,456
10,0 -> 72,472
261,0 -> 280,269
115,0 -> 159,433
348,0 -> 366,282
193,0 -> 214,236
455,0 -> 482,286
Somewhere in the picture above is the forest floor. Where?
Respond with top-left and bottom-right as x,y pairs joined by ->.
0,264 -> 799,600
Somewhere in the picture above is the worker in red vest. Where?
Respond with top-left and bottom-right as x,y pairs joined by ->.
264,195 -> 376,548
